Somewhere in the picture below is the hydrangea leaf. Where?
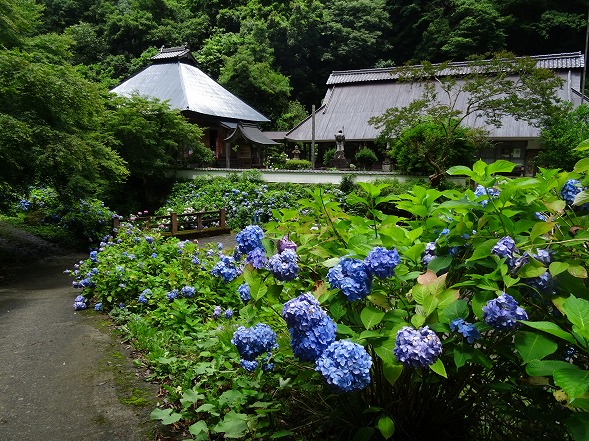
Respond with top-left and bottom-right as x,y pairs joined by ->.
453,346 -> 475,369
472,291 -> 495,320
573,157 -> 589,173
361,306 -> 386,330
487,160 -> 517,175
521,320 -> 576,344
429,358 -> 447,378
563,296 -> 589,331
553,367 -> 589,400
566,412 -> 589,441
440,299 -> 469,324
270,430 -> 295,439
544,199 -> 566,212
367,294 -> 391,310
529,221 -> 556,242
514,331 -> 558,364
377,415 -> 395,440
525,359 -> 576,377
549,261 -> 569,276
567,264 -> 588,279
382,361 -> 403,386
213,411 -> 249,438
518,264 -> 547,279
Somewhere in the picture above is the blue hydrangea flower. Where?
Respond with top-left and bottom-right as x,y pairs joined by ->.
277,236 -> 297,253
491,236 -> 516,268
315,340 -> 372,393
532,249 -> 552,266
239,359 -> 258,372
534,212 -> 548,221
394,326 -> 442,368
213,305 -> 222,318
94,302 -> 102,311
282,293 -> 336,361
523,271 -> 555,296
211,254 -> 238,282
268,249 -> 299,282
144,236 -> 154,244
89,250 -> 98,262
474,185 -> 500,207
482,293 -> 528,330
138,293 -> 148,304
73,295 -> 87,310
235,225 -> 264,255
191,255 -> 200,265
231,323 -> 278,361
238,283 -> 251,303
421,241 -> 437,267
560,179 -> 584,206
225,308 -> 233,318
364,247 -> 400,279
327,257 -> 372,301
181,285 -> 196,298
449,318 -> 481,344
166,289 -> 178,301
245,247 -> 268,269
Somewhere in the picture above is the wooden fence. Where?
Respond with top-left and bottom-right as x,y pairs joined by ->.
113,208 -> 230,238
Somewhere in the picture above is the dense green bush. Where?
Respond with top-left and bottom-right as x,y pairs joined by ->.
322,148 -> 336,167
284,159 -> 311,170
354,146 -> 379,170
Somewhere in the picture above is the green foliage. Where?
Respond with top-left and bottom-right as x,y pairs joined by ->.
537,104 -> 589,171
354,147 -> 379,170
283,159 -> 311,170
322,148 -> 336,167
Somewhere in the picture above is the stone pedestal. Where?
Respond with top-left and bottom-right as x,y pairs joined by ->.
332,150 -> 350,169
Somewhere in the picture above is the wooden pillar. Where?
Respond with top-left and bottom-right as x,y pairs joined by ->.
225,141 -> 231,168
219,208 -> 226,229
170,213 -> 178,234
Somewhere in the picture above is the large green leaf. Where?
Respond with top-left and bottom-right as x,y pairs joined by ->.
521,321 -> 576,344
525,359 -> 577,376
213,411 -> 249,438
514,331 -> 557,364
440,299 -> 469,323
487,160 -> 516,174
573,157 -> 589,173
554,368 -> 589,400
150,408 -> 182,425
567,412 -> 589,441
361,306 -> 386,330
563,296 -> 589,331
377,416 -> 395,440
429,358 -> 447,378
382,362 -> 404,386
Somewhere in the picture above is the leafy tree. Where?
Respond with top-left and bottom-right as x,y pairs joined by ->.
99,94 -> 213,210
370,53 -> 565,186
536,104 -> 589,171
0,0 -> 42,48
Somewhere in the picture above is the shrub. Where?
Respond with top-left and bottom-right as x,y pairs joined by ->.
354,146 -> 379,170
284,159 -> 311,170
322,148 -> 336,167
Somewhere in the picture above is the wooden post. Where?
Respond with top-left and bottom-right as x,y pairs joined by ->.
112,216 -> 120,235
170,213 -> 178,234
219,208 -> 226,229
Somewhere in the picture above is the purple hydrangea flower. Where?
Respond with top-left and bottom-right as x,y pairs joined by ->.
268,249 -> 299,282
449,318 -> 481,344
191,255 -> 200,265
364,247 -> 400,279
523,271 -> 555,296
211,254 -> 238,282
181,285 -> 196,298
482,293 -> 528,330
225,308 -> 233,318
315,340 -> 372,392
560,179 -> 584,206
73,295 -> 87,310
144,236 -> 154,244
231,323 -> 278,362
213,305 -> 222,318
245,247 -> 268,269
235,225 -> 264,255
166,289 -> 178,301
327,257 -> 372,301
277,236 -> 297,253
238,283 -> 251,303
394,326 -> 442,368
474,185 -> 500,208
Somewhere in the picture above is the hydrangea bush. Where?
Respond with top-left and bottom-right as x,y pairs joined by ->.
70,157 -> 589,440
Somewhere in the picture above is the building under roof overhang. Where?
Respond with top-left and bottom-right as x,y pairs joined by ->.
111,44 -> 276,168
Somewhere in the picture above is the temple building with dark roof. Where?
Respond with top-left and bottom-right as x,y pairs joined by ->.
111,44 -> 277,168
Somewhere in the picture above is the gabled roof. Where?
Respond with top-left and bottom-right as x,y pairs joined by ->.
111,46 -> 269,123
224,122 -> 278,145
287,52 -> 585,143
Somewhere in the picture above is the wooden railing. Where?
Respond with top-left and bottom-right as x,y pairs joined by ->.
113,208 -> 230,238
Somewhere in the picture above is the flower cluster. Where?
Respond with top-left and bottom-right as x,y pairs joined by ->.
421,241 -> 437,267
268,249 -> 299,282
327,257 -> 372,301
560,179 -> 585,207
474,185 -> 500,207
181,285 -> 196,298
138,289 -> 151,304
394,326 -> 442,368
166,289 -> 178,301
364,247 -> 400,279
245,247 -> 268,269
231,323 -> 278,372
491,236 -> 516,269
238,283 -> 251,303
482,293 -> 528,330
282,293 -> 337,362
449,318 -> 481,344
315,340 -> 372,393
211,254 -> 239,282
73,295 -> 87,310
235,225 -> 264,255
